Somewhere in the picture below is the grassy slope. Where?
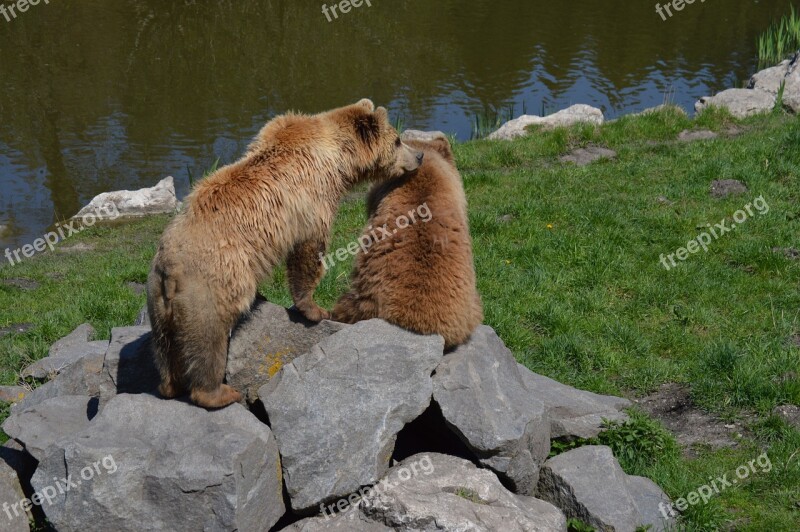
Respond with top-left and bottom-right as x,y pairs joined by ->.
1,108 -> 798,530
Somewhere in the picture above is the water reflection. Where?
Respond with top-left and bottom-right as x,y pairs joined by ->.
0,0 -> 792,248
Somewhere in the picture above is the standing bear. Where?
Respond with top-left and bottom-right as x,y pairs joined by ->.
147,99 -> 423,408
332,133 -> 483,349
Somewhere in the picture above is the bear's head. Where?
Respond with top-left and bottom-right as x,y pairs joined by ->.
331,99 -> 424,181
403,133 -> 455,168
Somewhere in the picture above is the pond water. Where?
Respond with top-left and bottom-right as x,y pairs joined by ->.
0,0 -> 794,249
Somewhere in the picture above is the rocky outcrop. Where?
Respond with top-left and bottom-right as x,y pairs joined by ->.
517,364 -> 630,440
227,299 -> 345,404
74,176 -> 178,220
538,446 -> 674,532
0,458 -> 29,532
259,320 -> 444,513
360,453 -> 566,532
488,104 -> 604,140
748,53 -> 800,114
21,324 -> 108,380
31,394 -> 285,532
695,88 -> 775,118
4,306 -> 677,531
2,395 -> 98,461
433,326 -> 550,495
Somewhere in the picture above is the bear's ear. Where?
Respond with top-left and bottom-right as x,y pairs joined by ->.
354,110 -> 382,145
429,136 -> 455,164
355,98 -> 375,112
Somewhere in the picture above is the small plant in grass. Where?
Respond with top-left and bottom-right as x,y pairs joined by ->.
757,5 -> 800,68
471,102 -> 526,140
595,411 -> 679,474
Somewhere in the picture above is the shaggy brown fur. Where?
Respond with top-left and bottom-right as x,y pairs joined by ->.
332,134 -> 483,348
147,99 -> 423,408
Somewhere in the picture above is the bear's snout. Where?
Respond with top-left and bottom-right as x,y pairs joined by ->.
416,152 -> 424,165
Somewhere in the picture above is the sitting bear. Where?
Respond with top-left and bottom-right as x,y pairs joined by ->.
147,99 -> 423,408
332,134 -> 483,349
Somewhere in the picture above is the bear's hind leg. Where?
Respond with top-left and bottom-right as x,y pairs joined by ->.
174,283 -> 242,409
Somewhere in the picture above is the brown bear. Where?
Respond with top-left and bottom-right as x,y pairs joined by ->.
147,99 -> 423,408
331,133 -> 483,349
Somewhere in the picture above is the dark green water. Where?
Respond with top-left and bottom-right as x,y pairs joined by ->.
0,0 -> 796,248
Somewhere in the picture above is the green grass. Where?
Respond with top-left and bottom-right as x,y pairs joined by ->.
758,5 -> 800,68
1,108 -> 799,529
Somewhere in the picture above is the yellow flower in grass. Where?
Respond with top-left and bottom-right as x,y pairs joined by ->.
546,223 -> 554,230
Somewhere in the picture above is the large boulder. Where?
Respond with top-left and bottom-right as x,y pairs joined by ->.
31,393 -> 285,532
2,395 -> 98,461
432,326 -> 550,495
259,319 -> 444,514
538,446 -> 674,532
0,458 -> 30,532
74,176 -> 178,221
21,323 -> 108,379
516,364 -> 630,440
227,300 -> 345,404
748,53 -> 800,114
13,349 -> 115,412
359,453 -> 566,531
488,105 -> 604,140
695,88 -> 775,118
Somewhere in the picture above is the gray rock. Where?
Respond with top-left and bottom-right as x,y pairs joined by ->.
31,393 -> 285,532
0,386 -> 28,403
1,431 -> 42,491
2,395 -> 97,461
285,512 -> 393,531
538,446 -> 672,532
259,319 -> 444,513
0,323 -> 33,338
748,60 -> 792,95
695,88 -> 775,118
488,105 -> 604,140
227,300 -> 345,404
133,305 -> 150,326
0,458 -> 29,532
360,453 -> 567,532
678,129 -> 718,142
710,179 -> 748,199
13,350 -> 116,412
1,278 -> 39,291
21,323 -> 108,379
433,326 -> 550,495
74,176 -> 178,221
102,326 -> 160,395
631,104 -> 687,117
559,147 -> 617,167
401,130 -> 448,142
517,364 -> 630,440
627,475 -> 676,532
783,52 -> 800,113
